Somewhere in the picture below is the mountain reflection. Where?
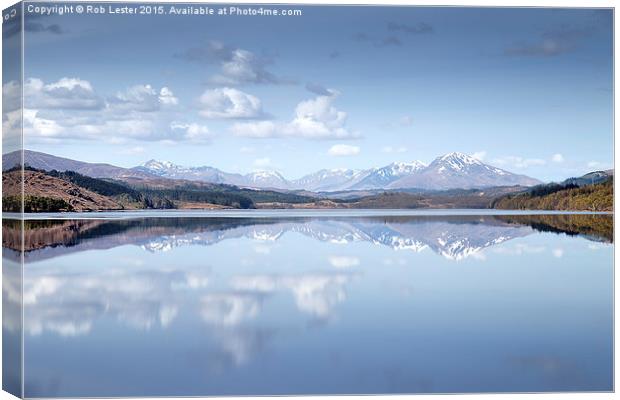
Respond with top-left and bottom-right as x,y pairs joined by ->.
2,214 -> 612,263
2,214 -> 613,393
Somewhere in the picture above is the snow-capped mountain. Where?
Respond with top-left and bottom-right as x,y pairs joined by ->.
290,169 -> 370,191
388,152 -> 541,190
246,170 -> 289,189
134,160 -> 247,186
348,161 -> 427,190
135,152 -> 541,192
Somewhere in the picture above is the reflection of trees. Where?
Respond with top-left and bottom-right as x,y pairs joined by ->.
3,215 -> 612,263
496,214 -> 613,243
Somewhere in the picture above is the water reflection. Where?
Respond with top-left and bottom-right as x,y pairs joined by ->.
3,214 -> 613,262
2,214 -> 613,396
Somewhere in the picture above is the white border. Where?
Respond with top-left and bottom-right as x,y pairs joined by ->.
0,1 -> 616,400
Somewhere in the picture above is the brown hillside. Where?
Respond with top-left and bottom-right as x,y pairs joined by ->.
3,170 -> 124,211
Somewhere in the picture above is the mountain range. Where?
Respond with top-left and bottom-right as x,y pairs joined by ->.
3,150 -> 542,192
138,152 -> 541,191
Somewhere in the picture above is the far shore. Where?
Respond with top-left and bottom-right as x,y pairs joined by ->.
2,208 -> 614,221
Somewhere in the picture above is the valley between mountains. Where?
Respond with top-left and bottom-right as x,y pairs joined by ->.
2,150 -> 613,212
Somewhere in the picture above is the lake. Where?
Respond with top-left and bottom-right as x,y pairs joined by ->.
2,211 -> 613,396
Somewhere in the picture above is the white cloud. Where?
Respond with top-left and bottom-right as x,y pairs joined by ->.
24,77 -> 104,110
328,256 -> 360,269
240,146 -> 255,154
231,90 -> 358,140
170,122 -> 213,143
552,248 -> 564,258
471,151 -> 487,161
551,153 -> 564,163
158,87 -> 179,106
231,273 -> 354,318
200,293 -> 261,326
109,84 -> 163,112
199,87 -> 264,119
208,42 -> 282,85
2,80 -> 21,112
177,41 -> 283,85
381,146 -> 408,154
13,78 -> 208,145
285,91 -> 355,139
328,144 -> 360,157
492,156 -> 546,169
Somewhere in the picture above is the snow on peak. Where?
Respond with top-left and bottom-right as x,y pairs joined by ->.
248,170 -> 285,181
142,159 -> 177,170
434,152 -> 484,172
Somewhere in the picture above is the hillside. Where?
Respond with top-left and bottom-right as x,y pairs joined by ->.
2,170 -> 125,212
3,150 -> 155,180
492,178 -> 613,211
2,168 -> 320,212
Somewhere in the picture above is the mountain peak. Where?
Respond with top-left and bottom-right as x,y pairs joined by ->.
437,152 -> 481,164
142,159 -> 177,170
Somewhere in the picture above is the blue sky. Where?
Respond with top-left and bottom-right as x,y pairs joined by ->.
5,4 -> 613,181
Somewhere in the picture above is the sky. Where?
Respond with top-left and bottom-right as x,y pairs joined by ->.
2,3 -> 614,182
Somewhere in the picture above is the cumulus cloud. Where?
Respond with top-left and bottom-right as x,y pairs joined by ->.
170,122 -> 213,143
11,77 -> 211,145
2,80 -> 21,113
231,273 -> 354,319
231,90 -> 359,140
176,40 -> 286,85
8,265 -> 212,337
200,293 -> 262,326
199,87 -> 265,119
108,84 -> 176,112
492,156 -> 546,169
328,144 -> 360,157
24,77 -> 104,110
158,87 -> 179,105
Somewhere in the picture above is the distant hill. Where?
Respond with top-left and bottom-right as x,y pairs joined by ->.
492,175 -> 612,211
2,167 -> 321,212
3,150 -> 157,180
560,170 -> 613,187
2,170 -> 126,212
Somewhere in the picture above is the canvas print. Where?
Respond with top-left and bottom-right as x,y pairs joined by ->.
1,2 -> 614,398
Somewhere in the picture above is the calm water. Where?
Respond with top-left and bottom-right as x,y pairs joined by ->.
2,213 -> 614,396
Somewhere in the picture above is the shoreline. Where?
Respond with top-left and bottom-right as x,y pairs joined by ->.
2,208 -> 614,220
